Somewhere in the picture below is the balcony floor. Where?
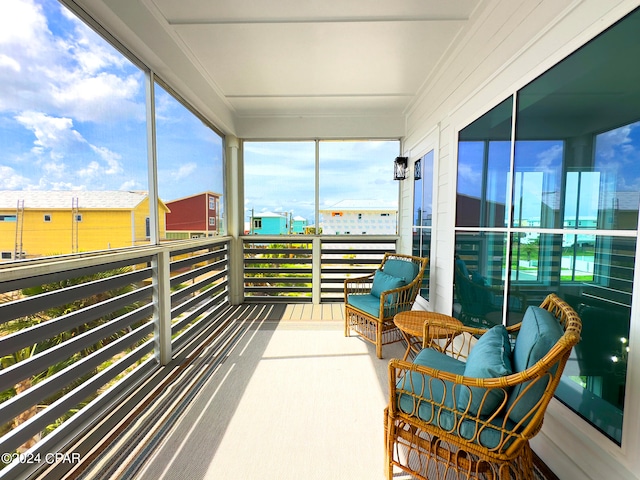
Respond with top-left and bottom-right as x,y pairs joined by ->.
67,303 -> 408,480
46,303 -> 557,480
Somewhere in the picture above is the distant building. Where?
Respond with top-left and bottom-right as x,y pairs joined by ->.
292,216 -> 307,234
320,200 -> 397,235
249,211 -> 289,235
247,211 -> 308,235
165,192 -> 222,239
0,190 -> 168,261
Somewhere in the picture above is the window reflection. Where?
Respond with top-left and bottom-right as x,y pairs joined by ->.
413,151 -> 434,298
512,141 -> 563,229
454,232 -> 527,327
594,121 -> 640,230
456,8 -> 640,444
457,97 -> 512,228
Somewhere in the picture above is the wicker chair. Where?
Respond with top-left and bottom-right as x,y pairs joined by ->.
385,293 -> 582,479
344,253 -> 428,359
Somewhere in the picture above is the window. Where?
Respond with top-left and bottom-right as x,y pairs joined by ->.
1,252 -> 12,260
319,140 -> 400,235
0,216 -> 17,222
413,151 -> 434,299
75,214 -> 82,222
156,82 -> 225,240
243,140 -> 400,236
209,217 -> 215,227
455,8 -> 640,445
252,218 -> 262,230
1,0 -> 148,256
1,1 -> 226,258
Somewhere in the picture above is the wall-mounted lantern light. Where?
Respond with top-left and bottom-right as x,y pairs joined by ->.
394,156 -> 408,180
414,159 -> 422,180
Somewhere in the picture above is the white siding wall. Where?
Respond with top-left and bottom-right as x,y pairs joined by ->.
403,1 -> 640,479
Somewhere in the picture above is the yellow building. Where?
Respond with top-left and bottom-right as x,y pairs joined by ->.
0,191 -> 169,261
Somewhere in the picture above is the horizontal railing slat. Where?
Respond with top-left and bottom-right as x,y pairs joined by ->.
0,267 -> 152,325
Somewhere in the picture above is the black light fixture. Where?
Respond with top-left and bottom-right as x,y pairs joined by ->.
414,158 -> 422,180
394,156 -> 408,180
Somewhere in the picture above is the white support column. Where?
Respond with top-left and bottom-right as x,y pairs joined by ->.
225,135 -> 244,305
145,71 -> 159,245
312,236 -> 321,304
154,250 -> 172,366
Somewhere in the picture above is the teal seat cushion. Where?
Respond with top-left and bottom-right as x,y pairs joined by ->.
458,325 -> 512,416
397,349 -> 464,427
370,269 -> 405,299
383,259 -> 419,284
347,293 -> 381,317
507,306 -> 564,424
397,348 -> 515,450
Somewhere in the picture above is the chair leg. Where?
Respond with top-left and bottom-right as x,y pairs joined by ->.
376,321 -> 383,359
344,310 -> 350,337
384,408 -> 394,480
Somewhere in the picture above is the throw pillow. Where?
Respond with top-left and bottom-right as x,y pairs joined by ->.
458,324 -> 513,416
370,269 -> 405,298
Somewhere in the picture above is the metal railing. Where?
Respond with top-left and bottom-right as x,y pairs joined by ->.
0,238 -> 230,479
242,235 -> 398,302
0,234 -> 397,478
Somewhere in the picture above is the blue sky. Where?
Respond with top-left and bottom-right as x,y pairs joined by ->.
243,140 -> 400,222
0,0 -> 223,203
457,122 -> 640,222
1,0 -> 396,218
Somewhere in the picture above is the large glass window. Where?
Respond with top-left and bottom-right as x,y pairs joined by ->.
0,0 -> 149,258
0,1 -> 225,260
243,141 -> 315,234
155,82 -> 225,239
455,8 -> 640,445
319,140 -> 399,235
243,139 -> 400,235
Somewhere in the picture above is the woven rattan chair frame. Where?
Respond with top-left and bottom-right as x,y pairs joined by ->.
385,293 -> 582,480
344,253 -> 429,359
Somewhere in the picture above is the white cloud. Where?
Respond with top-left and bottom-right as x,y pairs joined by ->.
457,162 -> 482,193
90,145 -> 123,174
0,0 -> 144,123
78,161 -> 100,178
14,111 -> 82,160
0,165 -> 30,189
120,179 -> 142,191
596,125 -> 634,160
0,54 -> 21,72
536,144 -> 563,170
174,162 -> 197,180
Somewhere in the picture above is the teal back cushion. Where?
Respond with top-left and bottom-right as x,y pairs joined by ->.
383,259 -> 419,283
458,325 -> 512,416
370,269 -> 405,298
507,306 -> 564,424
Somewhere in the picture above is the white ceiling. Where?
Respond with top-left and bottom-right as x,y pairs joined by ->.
75,0 -> 485,134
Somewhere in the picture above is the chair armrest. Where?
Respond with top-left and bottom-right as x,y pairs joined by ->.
343,273 -> 376,297
421,322 -> 487,360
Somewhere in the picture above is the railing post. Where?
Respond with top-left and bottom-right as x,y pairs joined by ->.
312,237 -> 321,304
229,237 -> 244,305
154,249 -> 172,365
